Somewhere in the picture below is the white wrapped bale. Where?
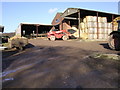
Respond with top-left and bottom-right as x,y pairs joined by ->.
93,28 -> 97,34
85,28 -> 89,33
83,18 -> 87,23
86,16 -> 94,22
80,22 -> 85,29
99,34 -> 104,39
104,23 -> 108,28
88,28 -> 94,34
98,22 -> 105,28
98,28 -> 105,34
101,17 -> 107,23
93,34 -> 97,39
98,17 -> 102,22
108,23 -> 112,29
88,34 -> 94,39
86,22 -> 97,28
104,28 -> 108,34
88,28 -> 97,34
93,16 -> 97,22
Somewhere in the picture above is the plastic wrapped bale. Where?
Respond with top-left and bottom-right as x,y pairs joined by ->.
8,36 -> 28,50
101,17 -> 107,23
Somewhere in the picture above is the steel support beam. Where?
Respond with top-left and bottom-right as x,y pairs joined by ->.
64,17 -> 78,20
97,12 -> 99,39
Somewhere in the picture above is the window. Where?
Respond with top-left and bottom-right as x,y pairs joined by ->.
55,19 -> 60,23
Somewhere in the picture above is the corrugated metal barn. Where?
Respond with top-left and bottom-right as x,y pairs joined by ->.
52,8 -> 120,39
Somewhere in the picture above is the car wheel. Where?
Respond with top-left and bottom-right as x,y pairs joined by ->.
62,35 -> 69,41
108,35 -> 120,50
50,36 -> 56,41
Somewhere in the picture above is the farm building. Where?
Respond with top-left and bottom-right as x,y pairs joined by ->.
16,23 -> 53,38
0,25 -> 4,33
0,25 -> 4,45
16,8 -> 120,40
52,8 -> 120,39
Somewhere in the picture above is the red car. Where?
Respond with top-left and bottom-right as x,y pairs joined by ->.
47,29 -> 72,41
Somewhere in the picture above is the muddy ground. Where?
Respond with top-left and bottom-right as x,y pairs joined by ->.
2,38 -> 120,88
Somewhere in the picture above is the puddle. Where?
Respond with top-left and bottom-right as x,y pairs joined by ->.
2,78 -> 14,82
2,59 -> 48,78
2,64 -> 33,78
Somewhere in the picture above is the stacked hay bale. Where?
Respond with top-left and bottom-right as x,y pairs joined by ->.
70,16 -> 120,40
71,26 -> 88,39
81,16 -> 111,40
84,16 -> 98,39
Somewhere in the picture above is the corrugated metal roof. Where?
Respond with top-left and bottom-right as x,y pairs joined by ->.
20,23 -> 53,26
70,8 -> 119,15
62,8 -> 120,17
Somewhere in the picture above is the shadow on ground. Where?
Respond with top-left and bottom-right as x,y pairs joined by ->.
2,43 -> 35,71
99,43 -> 111,50
2,46 -> 119,88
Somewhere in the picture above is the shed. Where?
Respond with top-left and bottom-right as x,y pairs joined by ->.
0,25 -> 4,33
16,23 -> 53,38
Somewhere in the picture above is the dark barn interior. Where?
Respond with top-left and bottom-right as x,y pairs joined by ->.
21,24 -> 53,38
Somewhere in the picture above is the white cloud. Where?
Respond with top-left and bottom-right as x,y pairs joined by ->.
48,8 -> 58,14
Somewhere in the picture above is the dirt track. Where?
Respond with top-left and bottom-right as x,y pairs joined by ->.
2,38 -> 120,88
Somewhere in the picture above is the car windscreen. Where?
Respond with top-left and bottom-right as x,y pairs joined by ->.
52,29 -> 59,31
67,29 -> 76,34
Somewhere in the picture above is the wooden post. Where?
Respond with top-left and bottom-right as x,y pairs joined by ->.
62,20 -> 64,30
112,15 -> 114,31
97,12 -> 99,39
78,10 -> 81,39
68,21 -> 70,26
36,24 -> 39,38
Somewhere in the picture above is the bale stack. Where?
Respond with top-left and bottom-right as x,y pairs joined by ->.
82,16 -> 98,39
80,16 -> 112,40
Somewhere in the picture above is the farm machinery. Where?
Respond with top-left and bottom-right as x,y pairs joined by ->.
108,20 -> 120,50
47,29 -> 72,41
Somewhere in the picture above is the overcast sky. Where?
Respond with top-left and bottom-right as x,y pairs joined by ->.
1,2 -> 119,33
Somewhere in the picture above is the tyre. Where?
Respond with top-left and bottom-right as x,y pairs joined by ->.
108,35 -> 120,50
62,35 -> 69,41
47,38 -> 50,40
16,46 -> 23,51
50,36 -> 56,41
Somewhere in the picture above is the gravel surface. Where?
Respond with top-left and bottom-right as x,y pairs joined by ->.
2,38 -> 120,88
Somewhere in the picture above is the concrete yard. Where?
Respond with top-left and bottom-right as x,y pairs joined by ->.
2,38 -> 120,88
